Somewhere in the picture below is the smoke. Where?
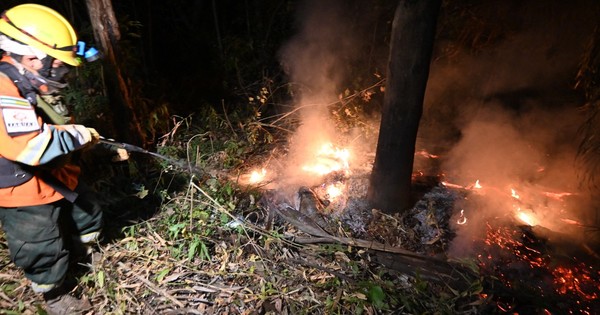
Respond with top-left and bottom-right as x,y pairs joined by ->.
423,1 -> 600,256
444,102 -> 592,256
277,0 -> 375,189
273,0 -> 598,254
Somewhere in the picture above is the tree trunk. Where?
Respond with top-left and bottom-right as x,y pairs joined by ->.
85,0 -> 145,145
367,0 -> 441,214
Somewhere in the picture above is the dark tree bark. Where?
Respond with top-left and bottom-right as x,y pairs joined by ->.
367,0 -> 441,214
85,0 -> 145,145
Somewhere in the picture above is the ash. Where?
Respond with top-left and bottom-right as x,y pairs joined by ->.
339,197 -> 372,237
338,178 -> 461,255
403,185 -> 461,254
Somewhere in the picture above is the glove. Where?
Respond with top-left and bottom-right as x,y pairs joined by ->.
87,128 -> 100,145
112,148 -> 130,162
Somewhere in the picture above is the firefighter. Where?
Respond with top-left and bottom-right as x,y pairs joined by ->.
0,4 -> 104,314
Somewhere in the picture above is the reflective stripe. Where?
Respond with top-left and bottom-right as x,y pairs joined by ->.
0,95 -> 30,108
79,231 -> 100,244
15,125 -> 51,165
31,281 -> 59,293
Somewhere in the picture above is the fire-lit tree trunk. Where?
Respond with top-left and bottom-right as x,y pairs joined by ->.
367,0 -> 441,214
85,0 -> 145,145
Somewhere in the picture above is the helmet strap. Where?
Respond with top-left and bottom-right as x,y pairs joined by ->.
0,61 -> 39,104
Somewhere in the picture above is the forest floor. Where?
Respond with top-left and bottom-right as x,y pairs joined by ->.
0,116 -> 598,315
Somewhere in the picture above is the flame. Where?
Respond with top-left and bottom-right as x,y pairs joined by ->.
439,163 -> 597,312
302,142 -> 350,176
516,209 -> 537,226
248,168 -> 267,184
325,182 -> 344,200
457,209 -> 467,225
511,188 -> 520,200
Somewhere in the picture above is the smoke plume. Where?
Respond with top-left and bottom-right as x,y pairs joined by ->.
277,0 -> 373,189
274,0 -> 599,255
421,1 -> 600,256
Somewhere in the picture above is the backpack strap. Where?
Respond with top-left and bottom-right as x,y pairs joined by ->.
0,61 -> 38,105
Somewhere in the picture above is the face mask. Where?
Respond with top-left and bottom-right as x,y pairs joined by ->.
38,55 -> 53,78
39,56 -> 70,85
49,64 -> 70,82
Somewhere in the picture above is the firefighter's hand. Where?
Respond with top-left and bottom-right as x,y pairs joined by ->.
112,148 -> 130,162
87,128 -> 100,145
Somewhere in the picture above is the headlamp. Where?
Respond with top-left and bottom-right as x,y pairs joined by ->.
76,40 -> 101,62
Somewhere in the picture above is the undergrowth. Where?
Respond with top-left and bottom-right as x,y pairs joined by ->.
0,83 -> 487,314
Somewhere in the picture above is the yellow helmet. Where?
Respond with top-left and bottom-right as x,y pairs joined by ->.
0,4 -> 81,66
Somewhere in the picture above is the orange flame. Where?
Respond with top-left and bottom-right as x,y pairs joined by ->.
302,142 -> 350,176
457,209 -> 468,225
248,168 -> 267,184
516,210 -> 537,226
511,188 -> 520,200
325,182 -> 344,200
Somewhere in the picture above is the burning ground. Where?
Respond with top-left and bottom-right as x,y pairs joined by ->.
0,79 -> 598,313
0,0 -> 599,314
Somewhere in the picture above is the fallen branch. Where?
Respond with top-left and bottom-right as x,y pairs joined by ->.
118,262 -> 186,308
268,201 -> 476,284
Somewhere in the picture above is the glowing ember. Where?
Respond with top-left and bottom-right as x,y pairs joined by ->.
438,158 -> 598,312
441,179 -> 482,191
248,168 -> 267,184
553,265 -> 600,300
416,149 -> 439,159
457,209 -> 467,225
441,181 -> 465,189
542,191 -> 575,201
560,218 -> 583,226
302,142 -> 350,176
479,222 -> 600,313
482,223 -> 545,268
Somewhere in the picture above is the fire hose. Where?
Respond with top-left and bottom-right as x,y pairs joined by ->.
99,137 -> 204,176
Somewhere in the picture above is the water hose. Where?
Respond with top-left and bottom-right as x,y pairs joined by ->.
99,137 -> 204,176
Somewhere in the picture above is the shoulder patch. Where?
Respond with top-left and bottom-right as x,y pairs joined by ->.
0,96 -> 40,135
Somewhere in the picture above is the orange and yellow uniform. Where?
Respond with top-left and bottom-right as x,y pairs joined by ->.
0,57 -> 95,207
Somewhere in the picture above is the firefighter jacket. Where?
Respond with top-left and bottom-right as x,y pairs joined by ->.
0,58 -> 95,207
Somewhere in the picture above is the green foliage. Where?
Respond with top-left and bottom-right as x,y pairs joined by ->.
365,284 -> 386,309
330,78 -> 384,137
64,61 -> 109,126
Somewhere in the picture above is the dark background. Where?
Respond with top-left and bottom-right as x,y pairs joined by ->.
0,0 -> 397,116
1,0 -> 599,123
